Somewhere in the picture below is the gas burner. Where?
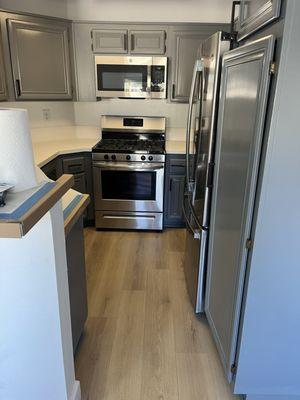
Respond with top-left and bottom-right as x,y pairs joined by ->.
93,138 -> 165,154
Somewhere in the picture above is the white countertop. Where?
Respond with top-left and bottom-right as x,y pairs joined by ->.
31,125 -> 187,167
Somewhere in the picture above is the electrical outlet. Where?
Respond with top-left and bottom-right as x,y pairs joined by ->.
42,108 -> 51,120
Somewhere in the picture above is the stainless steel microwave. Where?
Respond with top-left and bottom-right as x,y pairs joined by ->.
94,55 -> 167,99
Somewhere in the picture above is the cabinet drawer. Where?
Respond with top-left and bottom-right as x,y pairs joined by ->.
168,157 -> 186,175
62,157 -> 85,174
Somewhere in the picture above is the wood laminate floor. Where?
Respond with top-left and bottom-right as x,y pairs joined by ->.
75,228 -> 240,400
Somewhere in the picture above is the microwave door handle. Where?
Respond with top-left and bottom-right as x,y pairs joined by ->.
186,59 -> 204,192
147,65 -> 152,97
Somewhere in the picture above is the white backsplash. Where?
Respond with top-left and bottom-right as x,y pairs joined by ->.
4,102 -> 75,128
3,99 -> 187,142
73,99 -> 188,129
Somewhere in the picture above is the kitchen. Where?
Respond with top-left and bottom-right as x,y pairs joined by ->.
0,0 -> 299,400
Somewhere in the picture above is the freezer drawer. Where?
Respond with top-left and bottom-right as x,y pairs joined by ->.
95,211 -> 163,230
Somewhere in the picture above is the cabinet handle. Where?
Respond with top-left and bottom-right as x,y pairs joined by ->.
131,34 -> 135,51
124,34 -> 128,51
169,178 -> 173,192
15,79 -> 21,97
172,84 -> 176,99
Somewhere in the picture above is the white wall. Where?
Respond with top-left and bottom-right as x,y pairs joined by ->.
4,102 -> 75,128
67,0 -> 232,23
0,0 -> 68,18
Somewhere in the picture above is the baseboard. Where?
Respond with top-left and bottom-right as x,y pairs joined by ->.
69,380 -> 81,400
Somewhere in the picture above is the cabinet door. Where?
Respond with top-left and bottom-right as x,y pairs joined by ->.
130,30 -> 166,55
8,19 -> 73,100
65,217 -> 88,352
171,31 -> 208,102
0,30 -> 7,101
92,29 -> 128,54
166,175 -> 185,226
238,0 -> 281,40
41,159 -> 59,181
73,172 -> 87,194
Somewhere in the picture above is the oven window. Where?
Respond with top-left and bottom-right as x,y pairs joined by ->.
97,65 -> 148,93
101,170 -> 156,200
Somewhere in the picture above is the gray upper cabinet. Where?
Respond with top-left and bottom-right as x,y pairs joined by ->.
170,29 -> 209,102
0,30 -> 7,101
129,30 -> 166,55
91,29 -> 128,54
238,0 -> 282,40
8,19 -> 73,100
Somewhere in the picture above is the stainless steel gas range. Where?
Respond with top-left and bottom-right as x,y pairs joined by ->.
92,116 -> 166,230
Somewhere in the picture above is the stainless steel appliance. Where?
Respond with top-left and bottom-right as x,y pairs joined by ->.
95,56 -> 167,99
92,116 -> 165,230
183,32 -> 230,313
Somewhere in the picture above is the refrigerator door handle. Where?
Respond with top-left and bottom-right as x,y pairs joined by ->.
182,195 -> 201,240
186,59 -> 204,192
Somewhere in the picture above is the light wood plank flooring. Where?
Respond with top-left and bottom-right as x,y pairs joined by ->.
75,228 -> 240,400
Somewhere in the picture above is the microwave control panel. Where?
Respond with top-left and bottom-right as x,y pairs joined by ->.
151,65 -> 166,92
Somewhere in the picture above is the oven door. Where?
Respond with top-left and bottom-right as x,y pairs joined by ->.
95,56 -> 151,98
93,161 -> 164,212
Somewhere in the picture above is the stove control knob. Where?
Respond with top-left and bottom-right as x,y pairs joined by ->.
111,154 -> 116,160
141,155 -> 146,161
104,154 -> 109,160
148,156 -> 153,161
126,155 -> 131,161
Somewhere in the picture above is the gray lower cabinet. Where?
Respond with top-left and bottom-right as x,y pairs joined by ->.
164,154 -> 186,228
92,29 -> 128,53
65,216 -> 88,353
170,24 -> 229,102
41,157 -> 63,181
61,153 -> 94,223
238,0 -> 282,40
0,30 -> 7,101
129,30 -> 166,55
7,18 -> 73,100
41,153 -> 95,223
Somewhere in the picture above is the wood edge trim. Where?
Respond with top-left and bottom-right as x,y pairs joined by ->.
0,174 -> 74,239
64,194 -> 90,237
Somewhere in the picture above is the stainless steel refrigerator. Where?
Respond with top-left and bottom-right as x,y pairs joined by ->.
183,31 -> 230,313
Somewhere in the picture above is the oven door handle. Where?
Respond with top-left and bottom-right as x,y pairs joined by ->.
93,161 -> 164,171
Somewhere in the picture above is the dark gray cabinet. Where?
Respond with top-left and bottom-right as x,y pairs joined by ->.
164,154 -> 186,228
0,30 -> 7,101
91,29 -> 128,53
41,157 -> 63,181
61,153 -> 94,223
42,153 -> 94,223
238,0 -> 282,40
7,18 -> 73,100
65,216 -> 88,353
129,30 -> 166,55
